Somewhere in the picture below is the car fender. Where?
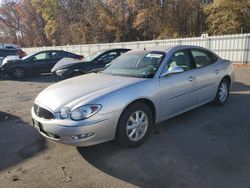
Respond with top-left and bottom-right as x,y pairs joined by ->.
93,79 -> 161,122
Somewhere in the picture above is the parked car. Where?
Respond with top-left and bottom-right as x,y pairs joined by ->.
0,48 -> 21,66
51,48 -> 130,80
0,43 -> 19,49
31,45 -> 234,147
0,57 -> 3,65
0,45 -> 27,59
0,50 -> 84,78
1,55 -> 21,67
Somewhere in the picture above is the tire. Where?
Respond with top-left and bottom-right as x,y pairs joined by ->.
12,67 -> 25,79
115,102 -> 153,147
213,78 -> 230,106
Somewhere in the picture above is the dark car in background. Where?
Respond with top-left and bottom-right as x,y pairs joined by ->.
0,48 -> 26,65
0,49 -> 18,65
0,48 -> 19,58
52,48 -> 130,80
5,46 -> 27,58
0,50 -> 84,78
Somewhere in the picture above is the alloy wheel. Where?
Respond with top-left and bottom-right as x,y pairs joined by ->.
219,82 -> 228,103
126,110 -> 148,141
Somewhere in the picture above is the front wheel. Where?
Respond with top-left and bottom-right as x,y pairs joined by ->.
213,78 -> 230,106
12,67 -> 25,79
116,103 -> 153,147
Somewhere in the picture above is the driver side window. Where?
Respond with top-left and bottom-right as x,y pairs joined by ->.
168,51 -> 192,71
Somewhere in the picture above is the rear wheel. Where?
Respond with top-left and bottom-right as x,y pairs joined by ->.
213,78 -> 230,106
116,103 -> 153,147
12,67 -> 25,79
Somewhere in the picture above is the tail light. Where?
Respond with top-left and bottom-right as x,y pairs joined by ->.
18,50 -> 27,58
77,55 -> 84,60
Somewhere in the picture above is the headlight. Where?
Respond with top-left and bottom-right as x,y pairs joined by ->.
56,69 -> 68,76
60,107 -> 70,119
70,105 -> 102,121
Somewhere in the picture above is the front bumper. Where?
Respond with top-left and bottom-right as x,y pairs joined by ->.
31,107 -> 119,146
54,69 -> 73,80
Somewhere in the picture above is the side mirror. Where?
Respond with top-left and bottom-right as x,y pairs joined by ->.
105,63 -> 111,67
161,66 -> 184,77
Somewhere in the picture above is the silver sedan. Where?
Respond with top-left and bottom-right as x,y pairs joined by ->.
31,45 -> 234,147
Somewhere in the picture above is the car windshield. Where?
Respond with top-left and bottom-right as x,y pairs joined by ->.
102,51 -> 165,78
84,50 -> 105,62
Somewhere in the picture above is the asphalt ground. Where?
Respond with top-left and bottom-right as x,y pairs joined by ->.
0,66 -> 250,188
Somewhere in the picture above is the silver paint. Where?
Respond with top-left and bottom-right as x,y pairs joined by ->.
31,45 -> 235,146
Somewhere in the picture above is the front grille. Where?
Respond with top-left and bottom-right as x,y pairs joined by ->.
34,104 -> 54,119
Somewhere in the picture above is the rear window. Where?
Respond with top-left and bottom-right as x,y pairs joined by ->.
62,52 -> 77,58
51,51 -> 65,59
120,49 -> 130,54
191,49 -> 217,68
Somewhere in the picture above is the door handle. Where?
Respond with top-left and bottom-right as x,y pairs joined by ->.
188,76 -> 196,82
215,70 -> 220,74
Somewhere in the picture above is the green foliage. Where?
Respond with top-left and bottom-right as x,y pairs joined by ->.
32,0 -> 61,45
204,0 -> 250,35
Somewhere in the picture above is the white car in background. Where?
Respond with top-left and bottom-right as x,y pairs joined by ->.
1,55 -> 20,67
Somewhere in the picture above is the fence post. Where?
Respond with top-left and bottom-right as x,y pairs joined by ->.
155,40 -> 159,47
88,45 -> 91,56
136,42 -> 139,48
243,35 -> 250,64
207,38 -> 211,50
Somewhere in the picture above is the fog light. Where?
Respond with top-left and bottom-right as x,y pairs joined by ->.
71,133 -> 94,140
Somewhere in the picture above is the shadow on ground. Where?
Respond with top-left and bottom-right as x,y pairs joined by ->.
231,81 -> 250,92
77,82 -> 250,188
0,112 -> 47,171
0,74 -> 55,84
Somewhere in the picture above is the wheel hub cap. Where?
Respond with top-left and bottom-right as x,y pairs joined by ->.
126,111 -> 148,141
219,82 -> 228,102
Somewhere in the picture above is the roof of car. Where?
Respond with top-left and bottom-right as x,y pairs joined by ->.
97,48 -> 131,52
35,50 -> 66,53
0,48 -> 19,51
130,45 -> 213,53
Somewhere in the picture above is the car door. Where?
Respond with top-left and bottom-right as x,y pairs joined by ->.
190,49 -> 220,104
32,51 -> 55,73
159,50 -> 197,119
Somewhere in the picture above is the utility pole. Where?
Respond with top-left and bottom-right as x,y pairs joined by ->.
241,27 -> 243,34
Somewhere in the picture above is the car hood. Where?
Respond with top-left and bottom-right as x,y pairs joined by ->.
51,58 -> 85,72
35,73 -> 144,112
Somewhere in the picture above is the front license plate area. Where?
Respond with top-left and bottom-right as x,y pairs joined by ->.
33,119 -> 41,131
